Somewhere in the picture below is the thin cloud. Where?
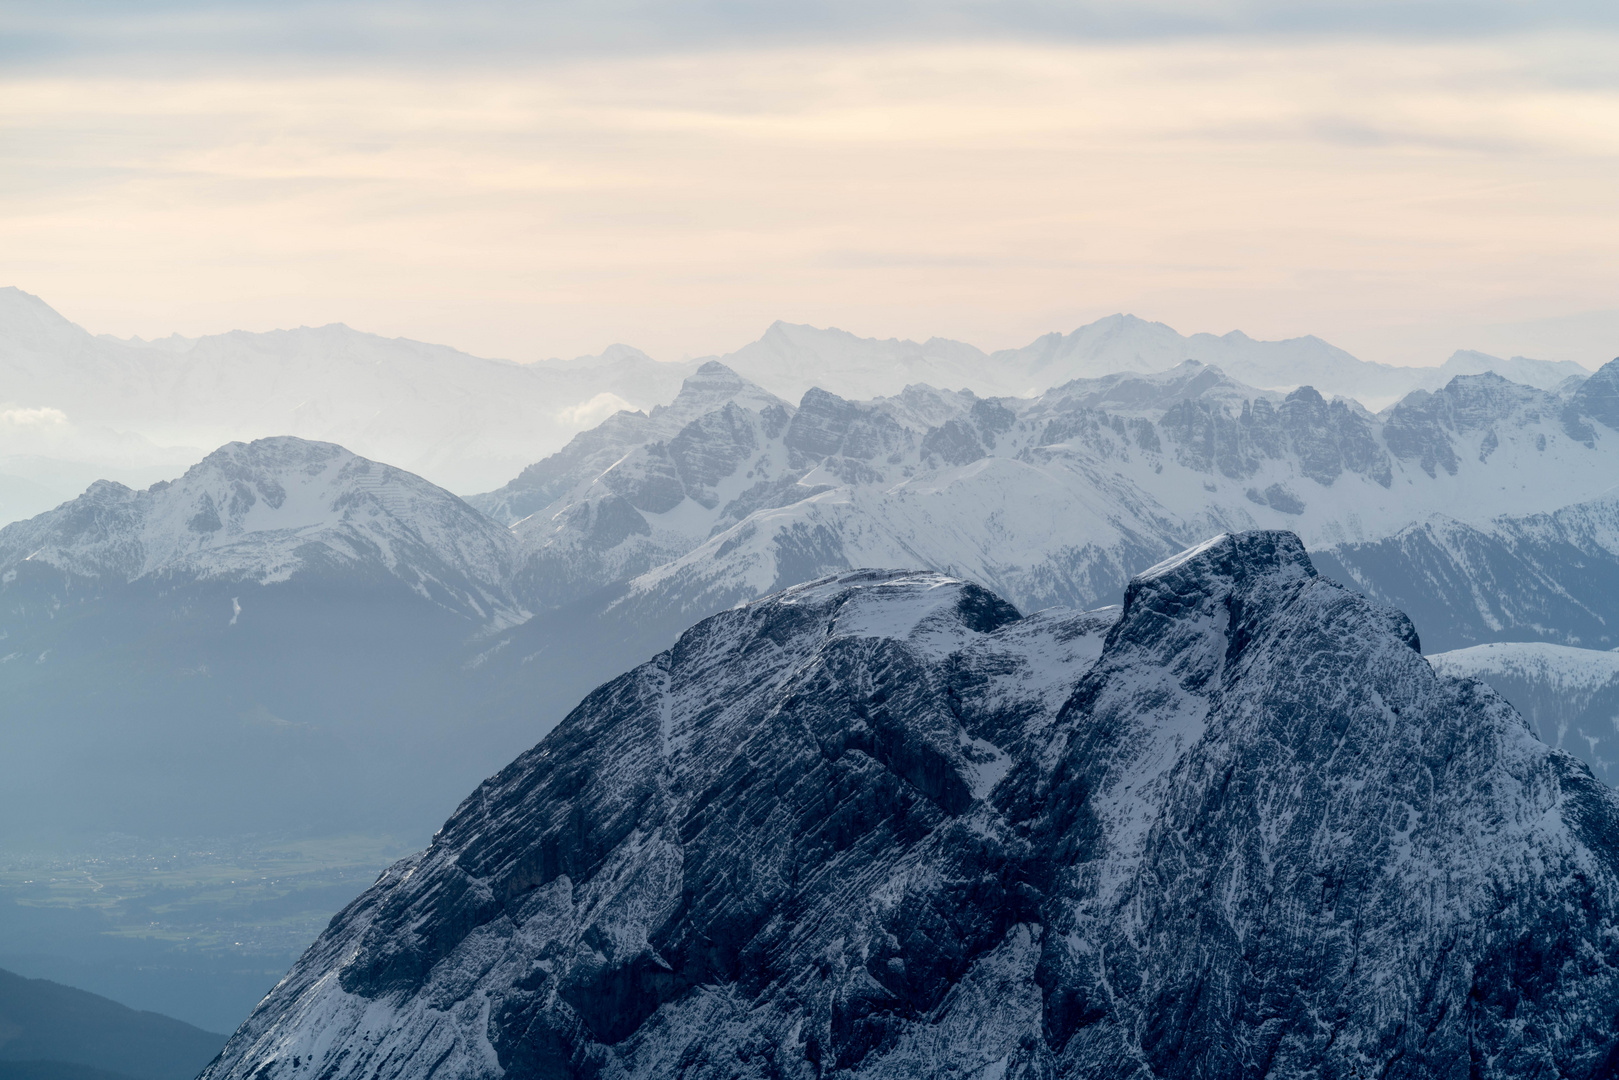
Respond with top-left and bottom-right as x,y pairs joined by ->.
3,1 -> 1618,70
4,35 -> 1616,370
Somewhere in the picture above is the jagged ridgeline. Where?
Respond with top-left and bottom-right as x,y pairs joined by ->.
6,356 -> 1619,846
204,533 -> 1619,1080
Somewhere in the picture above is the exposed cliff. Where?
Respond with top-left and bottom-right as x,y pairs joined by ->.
204,532 -> 1619,1079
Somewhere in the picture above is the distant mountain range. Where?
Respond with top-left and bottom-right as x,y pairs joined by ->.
0,287 -> 687,518
3,307 -> 1617,1042
0,967 -> 223,1080
0,287 -> 1589,525
1311,357 -> 1619,653
6,355 -> 1618,854
722,317 -> 1590,407
475,359 -> 1618,618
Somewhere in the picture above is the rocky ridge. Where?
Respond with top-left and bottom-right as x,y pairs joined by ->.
202,532 -> 1619,1079
481,358 -> 1619,624
1312,486 -> 1619,654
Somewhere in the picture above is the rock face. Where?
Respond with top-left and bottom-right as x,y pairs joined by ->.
203,532 -> 1619,1079
1430,642 -> 1619,786
474,361 -> 790,526
1313,488 -> 1619,654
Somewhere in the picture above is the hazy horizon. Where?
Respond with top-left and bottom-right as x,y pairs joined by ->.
3,3 -> 1617,370
9,284 -> 1603,373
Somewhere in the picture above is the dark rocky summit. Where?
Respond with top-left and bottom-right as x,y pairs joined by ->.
203,532 -> 1619,1079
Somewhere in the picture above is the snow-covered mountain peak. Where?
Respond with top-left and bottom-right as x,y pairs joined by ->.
472,363 -> 790,528
1134,530 -> 1236,581
0,436 -> 520,618
756,319 -> 922,355
779,568 -> 1022,657
715,322 -> 987,401
1435,348 -> 1590,391
0,286 -> 101,358
0,292 -> 714,509
1386,368 -> 1545,417
651,360 -> 788,422
1030,359 -> 1260,417
1122,529 -> 1419,657
539,342 -> 656,370
994,315 -> 1366,391
991,313 -> 1184,381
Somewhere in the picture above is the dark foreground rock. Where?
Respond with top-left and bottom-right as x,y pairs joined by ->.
203,532 -> 1619,1079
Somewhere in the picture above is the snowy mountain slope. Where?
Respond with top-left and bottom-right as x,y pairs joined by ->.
1563,350 -> 1619,437
0,437 -> 521,621
1430,642 -> 1619,785
0,437 -> 544,844
0,287 -> 697,501
1312,486 -> 1619,654
203,533 -> 1619,1079
1305,358 -> 1619,654
989,315 -> 1389,399
483,359 -> 1619,633
467,362 -> 790,526
1437,348 -> 1591,392
712,321 -> 994,400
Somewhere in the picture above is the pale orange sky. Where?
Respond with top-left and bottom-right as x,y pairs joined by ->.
4,34 -> 1618,366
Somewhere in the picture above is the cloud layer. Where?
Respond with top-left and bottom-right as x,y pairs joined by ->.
6,1 -> 1619,68
2,9 -> 1617,367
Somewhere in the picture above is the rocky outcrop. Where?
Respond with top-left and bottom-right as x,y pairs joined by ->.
1563,357 -> 1619,443
784,389 -> 912,466
201,532 -> 1619,1079
1157,385 -> 1392,486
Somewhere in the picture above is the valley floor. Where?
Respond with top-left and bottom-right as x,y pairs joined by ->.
0,834 -> 414,1033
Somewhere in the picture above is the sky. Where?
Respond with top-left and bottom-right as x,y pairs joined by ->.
2,1 -> 1618,367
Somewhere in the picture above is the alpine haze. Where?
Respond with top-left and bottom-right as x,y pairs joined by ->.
0,289 -> 1588,526
11,351 -> 1619,854
4,307 -> 1617,1044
